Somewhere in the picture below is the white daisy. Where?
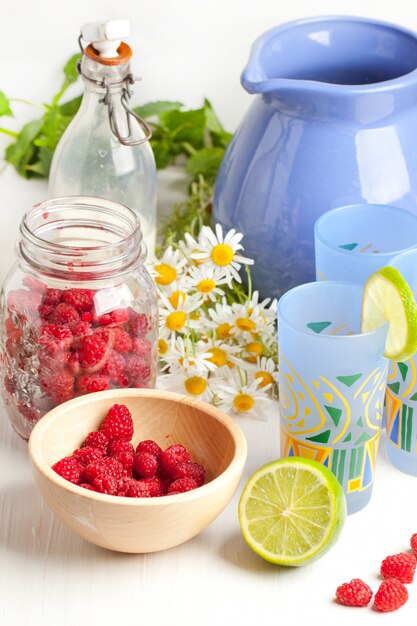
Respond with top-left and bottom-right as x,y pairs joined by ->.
189,224 -> 254,284
196,339 -> 239,369
161,336 -> 217,375
157,370 -> 215,403
182,264 -> 229,302
251,356 -> 278,389
149,246 -> 188,287
158,291 -> 204,338
205,300 -> 236,340
213,368 -> 271,420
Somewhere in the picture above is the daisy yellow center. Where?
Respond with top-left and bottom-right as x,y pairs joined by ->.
207,347 -> 227,367
197,279 -> 216,293
211,244 -> 234,266
158,338 -> 169,355
184,376 -> 207,396
217,323 -> 233,339
255,371 -> 274,387
233,393 -> 255,413
245,341 -> 263,363
236,317 -> 256,332
166,311 -> 186,331
155,263 -> 176,285
179,357 -> 196,367
169,290 -> 186,308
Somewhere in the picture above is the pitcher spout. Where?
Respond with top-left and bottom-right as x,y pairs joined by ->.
241,16 -> 417,100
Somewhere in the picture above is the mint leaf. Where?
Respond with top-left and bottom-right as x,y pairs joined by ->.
59,95 -> 82,116
5,117 -> 44,177
63,54 -> 82,85
0,91 -> 13,117
186,147 -> 225,182
160,107 -> 206,147
25,146 -> 53,177
204,99 -> 223,134
135,101 -> 183,119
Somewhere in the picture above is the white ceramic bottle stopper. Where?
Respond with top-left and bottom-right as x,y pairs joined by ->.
81,19 -> 130,58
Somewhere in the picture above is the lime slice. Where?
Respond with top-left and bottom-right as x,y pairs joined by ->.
238,457 -> 346,566
361,266 -> 417,361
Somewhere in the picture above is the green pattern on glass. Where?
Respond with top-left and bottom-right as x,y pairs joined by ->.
354,432 -> 371,445
388,382 -> 401,395
349,447 -> 357,479
339,243 -> 358,250
306,430 -> 331,443
356,416 -> 364,427
306,321 -> 332,334
398,362 -> 409,382
324,405 -> 342,427
406,406 -> 413,452
410,392 -> 417,401
336,373 -> 363,387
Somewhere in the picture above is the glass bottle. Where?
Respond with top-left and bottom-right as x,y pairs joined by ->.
0,196 -> 158,440
49,20 -> 157,255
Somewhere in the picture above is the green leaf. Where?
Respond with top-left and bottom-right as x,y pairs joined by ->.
5,117 -> 44,177
36,106 -> 74,151
59,95 -> 82,116
63,54 -> 82,85
204,99 -> 223,134
186,147 -> 225,182
135,101 -> 183,119
160,107 -> 206,147
0,90 -> 13,117
25,146 -> 53,177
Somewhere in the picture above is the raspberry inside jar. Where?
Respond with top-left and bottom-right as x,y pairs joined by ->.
0,197 -> 158,440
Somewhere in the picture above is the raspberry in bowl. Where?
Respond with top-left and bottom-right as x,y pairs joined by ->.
28,388 -> 247,553
0,197 -> 158,440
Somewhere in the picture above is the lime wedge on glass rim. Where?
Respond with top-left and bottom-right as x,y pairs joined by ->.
238,457 -> 346,566
361,266 -> 417,361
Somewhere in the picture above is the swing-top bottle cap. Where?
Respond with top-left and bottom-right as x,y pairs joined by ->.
81,19 -> 130,59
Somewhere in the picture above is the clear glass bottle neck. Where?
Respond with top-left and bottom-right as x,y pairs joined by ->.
18,197 -> 145,282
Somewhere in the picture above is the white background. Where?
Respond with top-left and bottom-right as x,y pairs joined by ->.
2,2 -> 417,625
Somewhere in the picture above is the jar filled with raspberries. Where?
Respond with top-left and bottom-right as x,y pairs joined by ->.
0,196 -> 158,440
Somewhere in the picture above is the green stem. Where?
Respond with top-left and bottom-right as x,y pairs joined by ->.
245,265 -> 253,300
10,98 -> 40,108
51,80 -> 69,106
0,127 -> 18,138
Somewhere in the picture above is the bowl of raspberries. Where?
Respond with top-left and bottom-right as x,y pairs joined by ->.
28,388 -> 247,553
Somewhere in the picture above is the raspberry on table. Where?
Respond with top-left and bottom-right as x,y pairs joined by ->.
62,288 -> 95,312
168,477 -> 198,494
76,372 -> 110,393
160,444 -> 191,478
172,462 -> 205,486
133,451 -> 158,478
78,334 -> 109,369
111,328 -> 133,354
380,552 -> 417,584
99,403 -> 134,442
410,533 -> 417,557
82,430 -> 108,451
136,439 -> 162,458
52,457 -> 83,485
92,474 -> 119,495
374,579 -> 408,612
83,456 -> 124,483
48,302 -> 80,325
72,446 -> 105,467
335,579 -> 373,607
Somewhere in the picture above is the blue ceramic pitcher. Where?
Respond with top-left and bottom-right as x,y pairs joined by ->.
213,17 -> 417,298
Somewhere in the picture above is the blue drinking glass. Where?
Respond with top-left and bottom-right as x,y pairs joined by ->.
278,281 -> 389,514
314,204 -> 417,283
385,249 -> 417,475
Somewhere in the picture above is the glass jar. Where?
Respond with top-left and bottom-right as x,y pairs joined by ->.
0,196 -> 158,440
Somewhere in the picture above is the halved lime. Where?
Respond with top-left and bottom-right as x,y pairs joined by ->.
238,457 -> 346,566
361,266 -> 417,361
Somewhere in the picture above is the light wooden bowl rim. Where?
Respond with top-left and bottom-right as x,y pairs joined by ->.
28,388 -> 248,506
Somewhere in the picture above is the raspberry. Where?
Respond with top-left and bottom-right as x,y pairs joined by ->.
67,320 -> 93,345
52,457 -> 83,484
99,403 -> 134,442
97,314 -> 112,326
43,288 -> 62,306
82,431 -> 108,451
335,579 -> 373,607
103,351 -> 128,385
83,457 -> 124,483
108,440 -> 135,473
92,475 -> 119,495
67,351 -> 80,376
129,311 -> 148,336
72,446 -> 105,467
62,289 -> 95,312
110,308 -> 130,325
48,302 -> 80,325
168,477 -> 198,494
136,439 -> 162,458
140,476 -> 163,497
380,553 -> 416,583
112,328 -> 133,354
40,324 -> 73,353
76,373 -> 110,393
160,444 -> 191,478
374,579 -> 408,612
78,334 -> 109,369
40,369 -> 74,403
117,477 -> 152,498
125,353 -> 151,386
81,311 -> 93,322
132,338 -> 152,357
172,462 -> 205,486
160,478 -> 172,495
133,452 -> 158,478
79,482 -> 97,492
38,304 -> 54,319
410,533 -> 417,557
17,403 -> 40,423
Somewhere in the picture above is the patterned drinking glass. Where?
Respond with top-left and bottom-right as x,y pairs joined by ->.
278,281 -> 389,514
314,204 -> 417,283
385,249 -> 417,475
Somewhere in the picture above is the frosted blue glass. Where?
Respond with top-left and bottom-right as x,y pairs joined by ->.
385,249 -> 417,475
278,281 -> 388,514
315,204 -> 417,283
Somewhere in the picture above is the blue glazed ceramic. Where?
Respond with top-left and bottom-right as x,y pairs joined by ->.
213,16 -> 417,298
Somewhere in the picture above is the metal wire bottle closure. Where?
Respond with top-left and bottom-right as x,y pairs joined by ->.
77,60 -> 153,147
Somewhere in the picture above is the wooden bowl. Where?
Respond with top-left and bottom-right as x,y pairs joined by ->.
28,389 -> 247,553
